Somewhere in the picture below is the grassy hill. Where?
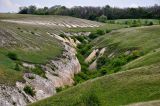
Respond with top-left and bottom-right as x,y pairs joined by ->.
30,63 -> 160,106
0,13 -> 101,86
30,25 -> 160,106
0,13 -> 126,86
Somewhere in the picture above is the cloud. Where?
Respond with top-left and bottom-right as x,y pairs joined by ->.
130,3 -> 138,8
0,0 -> 20,12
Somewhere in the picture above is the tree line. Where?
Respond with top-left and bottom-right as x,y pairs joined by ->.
18,5 -> 160,21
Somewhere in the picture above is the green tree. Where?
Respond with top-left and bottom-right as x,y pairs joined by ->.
98,15 -> 107,23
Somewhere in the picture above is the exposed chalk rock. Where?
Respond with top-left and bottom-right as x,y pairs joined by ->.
89,59 -> 97,70
0,32 -> 81,106
85,49 -> 99,63
0,85 -> 28,106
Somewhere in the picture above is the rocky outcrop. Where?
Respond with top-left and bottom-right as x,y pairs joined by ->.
0,33 -> 81,106
43,41 -> 81,87
0,85 -> 28,106
85,49 -> 99,63
88,48 -> 106,70
64,32 -> 91,36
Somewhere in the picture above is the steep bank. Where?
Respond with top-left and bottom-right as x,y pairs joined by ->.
0,33 -> 81,106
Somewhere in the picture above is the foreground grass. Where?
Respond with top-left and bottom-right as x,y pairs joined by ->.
29,62 -> 160,106
30,25 -> 160,106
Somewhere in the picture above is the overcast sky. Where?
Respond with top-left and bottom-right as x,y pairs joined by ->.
0,0 -> 160,13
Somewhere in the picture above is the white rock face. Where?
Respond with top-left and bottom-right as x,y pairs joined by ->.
85,49 -> 99,63
89,59 -> 97,70
43,42 -> 81,87
0,85 -> 28,106
0,33 -> 81,106
88,48 -> 106,70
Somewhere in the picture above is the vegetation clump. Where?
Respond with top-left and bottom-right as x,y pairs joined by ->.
23,85 -> 35,97
7,52 -> 18,60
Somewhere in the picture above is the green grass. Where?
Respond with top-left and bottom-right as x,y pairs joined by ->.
29,63 -> 160,106
67,23 -> 128,33
123,48 -> 160,70
29,25 -> 160,106
0,14 -> 67,85
113,19 -> 160,25
93,25 -> 160,53
0,21 -> 63,85
0,13 -> 127,86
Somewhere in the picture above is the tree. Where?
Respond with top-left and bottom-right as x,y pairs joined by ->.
19,7 -> 28,14
98,15 -> 107,23
27,5 -> 37,14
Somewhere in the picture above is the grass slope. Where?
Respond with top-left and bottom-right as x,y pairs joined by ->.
29,62 -> 160,106
30,25 -> 160,106
93,25 -> 160,53
0,13 -> 125,86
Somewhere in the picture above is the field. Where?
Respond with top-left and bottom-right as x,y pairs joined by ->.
30,25 -> 160,106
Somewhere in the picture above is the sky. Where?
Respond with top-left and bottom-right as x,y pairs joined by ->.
0,0 -> 160,13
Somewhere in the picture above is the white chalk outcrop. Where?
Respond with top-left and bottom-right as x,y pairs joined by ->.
0,33 -> 81,106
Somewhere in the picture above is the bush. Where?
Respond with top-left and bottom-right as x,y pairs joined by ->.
89,33 -> 98,39
98,15 -> 107,23
82,91 -> 100,106
7,52 -> 18,60
15,63 -> 21,71
23,85 -> 35,96
31,31 -> 35,34
56,87 -> 63,92
97,56 -> 109,69
59,33 -> 66,38
78,44 -> 92,56
96,29 -> 105,35
31,66 -> 46,78
99,67 -> 108,75
106,29 -> 111,33
111,57 -> 127,67
75,36 -> 86,43
148,21 -> 153,26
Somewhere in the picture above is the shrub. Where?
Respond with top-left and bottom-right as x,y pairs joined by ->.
111,58 -> 127,67
99,67 -> 108,75
7,52 -> 18,60
79,44 -> 92,56
148,21 -> 153,26
23,85 -> 35,96
31,66 -> 46,78
28,76 -> 35,79
82,91 -> 100,106
145,20 -> 148,25
89,33 -> 98,39
59,33 -> 66,38
56,87 -> 63,92
98,15 -> 107,23
106,29 -> 111,33
96,29 -> 105,35
97,56 -> 109,69
75,36 -> 86,43
17,27 -> 21,29
31,31 -> 35,34
15,63 -> 21,71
